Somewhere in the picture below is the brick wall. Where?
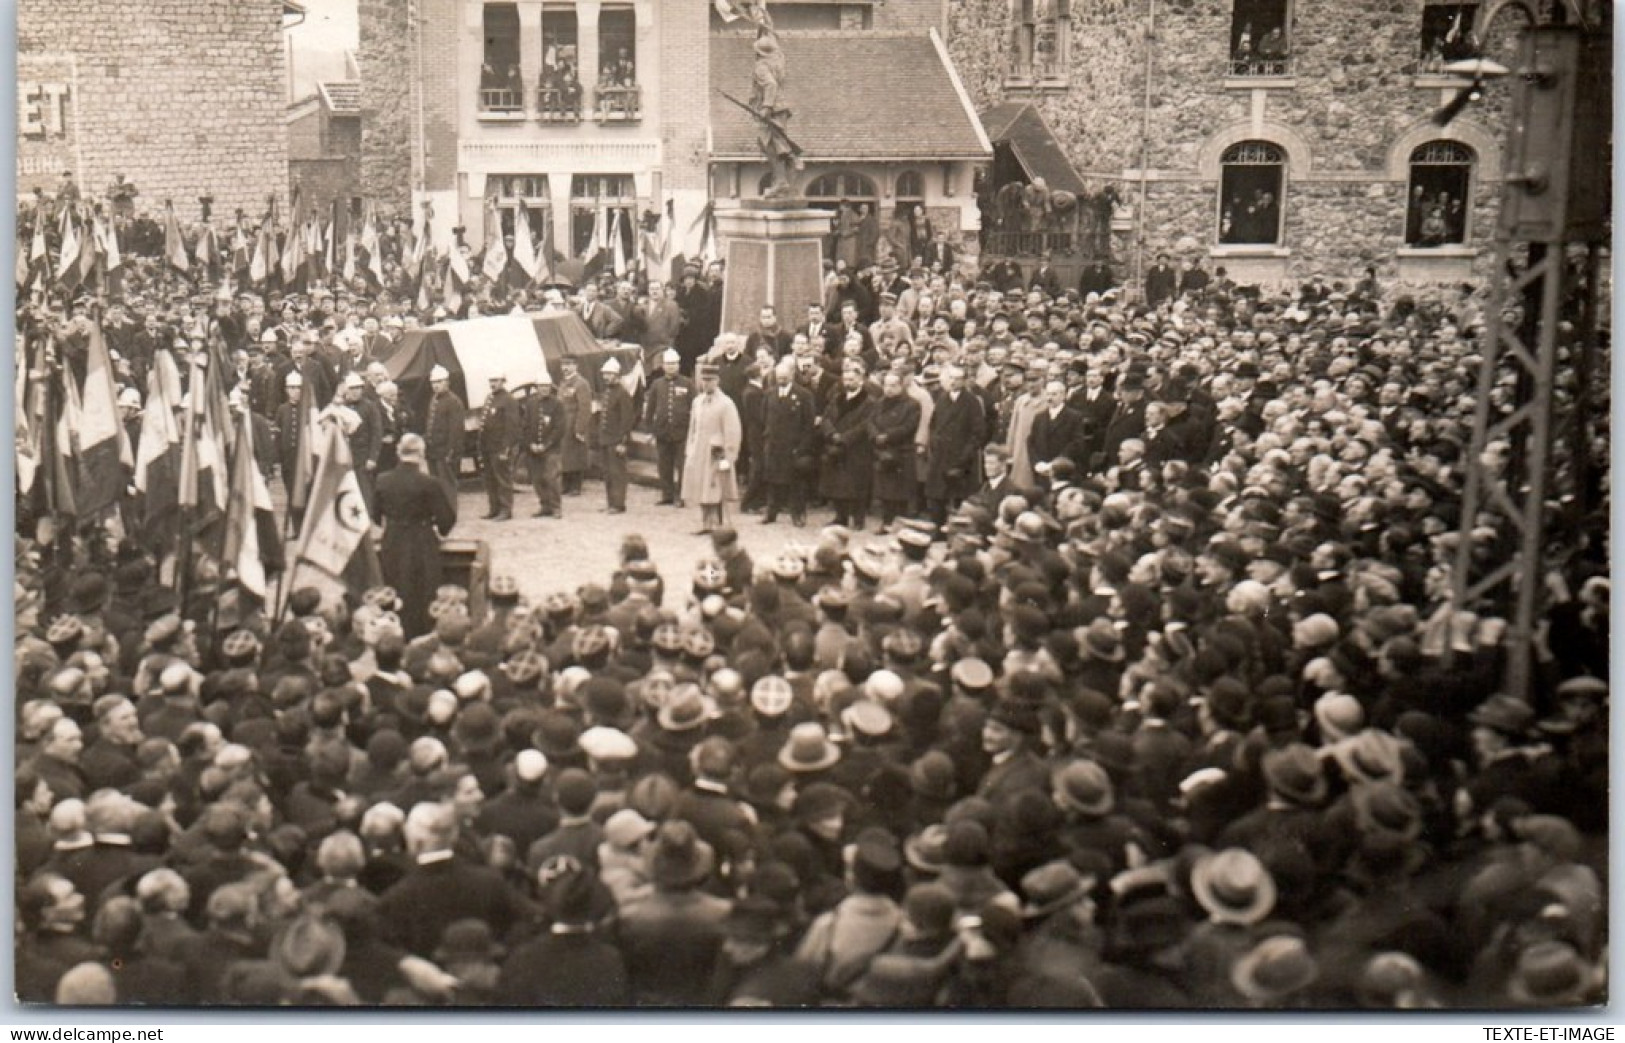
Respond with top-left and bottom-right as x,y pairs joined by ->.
659,0 -> 710,193
420,0 -> 460,194
946,0 -> 1513,283
17,0 -> 287,219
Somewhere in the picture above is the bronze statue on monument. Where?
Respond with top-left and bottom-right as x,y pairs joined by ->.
716,0 -> 804,199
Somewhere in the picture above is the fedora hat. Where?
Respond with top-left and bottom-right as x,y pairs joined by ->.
779,722 -> 841,773
657,684 -> 712,733
1261,744 -> 1327,806
272,915 -> 347,979
903,824 -> 949,874
1330,729 -> 1406,786
1468,692 -> 1535,736
1191,848 -> 1277,926
1020,860 -> 1095,920
1079,619 -> 1124,663
1231,934 -> 1319,1003
1053,760 -> 1114,817
646,820 -> 715,890
1351,780 -> 1423,841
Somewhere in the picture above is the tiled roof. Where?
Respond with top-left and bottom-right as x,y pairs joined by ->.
319,81 -> 361,116
979,101 -> 1090,196
710,30 -> 990,161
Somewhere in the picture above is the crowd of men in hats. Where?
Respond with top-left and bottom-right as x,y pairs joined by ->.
13,192 -> 1612,1008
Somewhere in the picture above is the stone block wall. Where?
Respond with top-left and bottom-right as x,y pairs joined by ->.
358,0 -> 412,212
946,0 -> 1516,283
17,0 -> 287,218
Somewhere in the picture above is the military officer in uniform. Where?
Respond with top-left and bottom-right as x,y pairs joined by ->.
479,373 -> 522,521
643,348 -> 694,506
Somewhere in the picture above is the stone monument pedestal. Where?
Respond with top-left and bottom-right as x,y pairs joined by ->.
716,200 -> 832,337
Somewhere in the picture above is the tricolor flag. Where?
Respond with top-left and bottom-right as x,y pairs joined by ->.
282,414 -> 378,611
96,214 -> 123,275
482,202 -> 509,283
360,205 -> 384,284
48,356 -> 81,518
16,335 -> 43,495
195,223 -> 219,277
611,208 -> 628,278
73,324 -> 134,518
281,185 -> 306,285
134,347 -> 184,551
177,350 -> 227,515
512,206 -> 539,281
163,200 -> 191,273
231,215 -> 252,276
221,406 -> 281,599
55,206 -> 82,287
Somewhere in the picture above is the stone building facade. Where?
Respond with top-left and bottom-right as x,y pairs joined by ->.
360,0 -> 716,261
946,0 -> 1528,289
17,0 -> 291,220
359,0 -> 986,265
289,82 -> 363,218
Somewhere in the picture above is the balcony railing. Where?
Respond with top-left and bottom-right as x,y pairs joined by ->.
537,86 -> 583,123
1228,54 -> 1293,77
594,85 -> 642,123
983,230 -> 1077,258
479,88 -> 524,115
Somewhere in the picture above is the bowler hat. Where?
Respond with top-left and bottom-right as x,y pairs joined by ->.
1261,744 -> 1327,806
779,722 -> 841,773
1020,860 -> 1095,919
647,820 -> 714,889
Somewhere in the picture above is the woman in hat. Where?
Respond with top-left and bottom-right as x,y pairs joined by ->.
373,434 -> 456,639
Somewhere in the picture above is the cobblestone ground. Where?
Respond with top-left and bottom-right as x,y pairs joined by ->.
448,479 -> 867,603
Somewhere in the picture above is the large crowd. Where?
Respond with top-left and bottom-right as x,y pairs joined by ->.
13,194 -> 1612,1008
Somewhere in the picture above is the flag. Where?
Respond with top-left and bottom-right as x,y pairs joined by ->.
512,206 -> 539,281
97,214 -> 122,274
135,348 -> 183,495
281,185 -> 306,284
73,324 -> 134,518
231,217 -> 252,275
360,206 -> 384,284
21,206 -> 48,289
640,201 -> 672,278
55,206 -> 82,286
535,209 -> 555,284
78,212 -> 103,287
714,0 -> 743,21
222,407 -> 279,599
343,229 -> 358,284
195,224 -> 218,275
163,200 -> 191,272
177,350 -> 227,515
284,415 -> 376,609
611,208 -> 628,278
48,358 -> 81,518
482,203 -> 509,283
16,336 -> 41,494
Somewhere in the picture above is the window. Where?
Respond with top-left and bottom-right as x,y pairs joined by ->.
806,172 -> 879,265
487,175 -> 553,259
480,4 -> 523,112
895,170 -> 925,204
569,174 -> 636,259
1405,141 -> 1472,246
539,6 -> 581,121
594,7 -> 641,122
1420,3 -> 1480,71
806,172 -> 877,201
1218,141 -> 1285,245
1229,0 -> 1290,76
1010,0 -> 1071,82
